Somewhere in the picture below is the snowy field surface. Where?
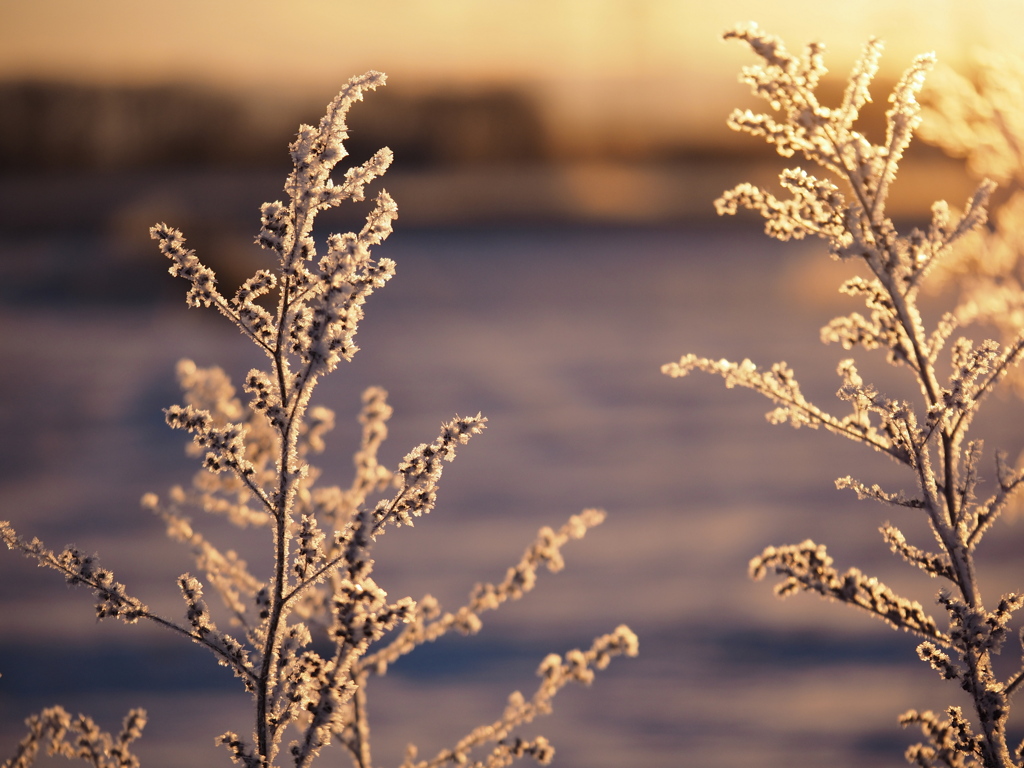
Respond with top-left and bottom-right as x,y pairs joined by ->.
2,204 -> 1022,767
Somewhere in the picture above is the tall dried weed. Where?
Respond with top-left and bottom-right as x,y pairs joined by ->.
665,24 -> 1024,768
1,72 -> 637,768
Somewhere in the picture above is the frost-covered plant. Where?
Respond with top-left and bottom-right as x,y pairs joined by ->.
663,25 -> 1024,768
918,53 -> 1024,396
2,71 -> 637,768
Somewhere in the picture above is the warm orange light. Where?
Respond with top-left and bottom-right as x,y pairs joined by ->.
2,0 -> 1020,155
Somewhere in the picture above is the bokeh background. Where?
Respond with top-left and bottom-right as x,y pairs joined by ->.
2,2 -> 1024,767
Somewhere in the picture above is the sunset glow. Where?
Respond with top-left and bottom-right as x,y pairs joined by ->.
4,0 -> 1022,139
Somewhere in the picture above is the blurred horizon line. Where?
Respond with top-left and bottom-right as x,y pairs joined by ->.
0,72 -> 948,173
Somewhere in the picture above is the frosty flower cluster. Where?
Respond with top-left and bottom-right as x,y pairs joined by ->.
665,25 -> 1024,768
2,71 -> 635,768
3,707 -> 146,768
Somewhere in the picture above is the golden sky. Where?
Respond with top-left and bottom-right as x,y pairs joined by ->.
2,0 -> 1021,144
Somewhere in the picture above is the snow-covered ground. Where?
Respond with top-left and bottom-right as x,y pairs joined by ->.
2,219 -> 1021,767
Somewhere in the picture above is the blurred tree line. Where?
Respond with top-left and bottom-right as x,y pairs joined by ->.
0,77 -> 915,173
0,80 -> 550,171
